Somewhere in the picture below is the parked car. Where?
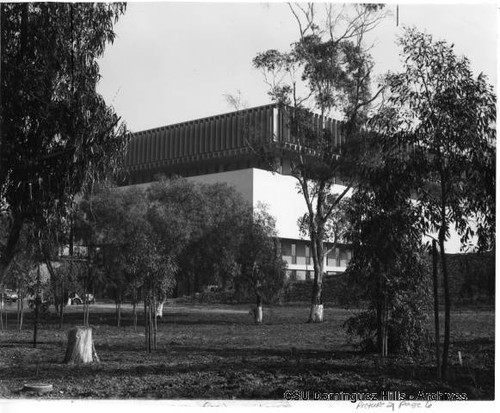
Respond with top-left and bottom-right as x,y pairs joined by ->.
69,293 -> 95,305
2,289 -> 18,302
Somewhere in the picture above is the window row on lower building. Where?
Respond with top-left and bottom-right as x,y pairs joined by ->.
280,238 -> 351,268
286,269 -> 345,282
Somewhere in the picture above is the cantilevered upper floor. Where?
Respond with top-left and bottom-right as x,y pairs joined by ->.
120,104 -> 344,185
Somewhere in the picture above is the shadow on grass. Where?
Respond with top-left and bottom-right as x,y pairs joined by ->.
0,341 -> 493,401
0,350 -> 444,388
0,340 -> 63,348
19,312 -> 261,328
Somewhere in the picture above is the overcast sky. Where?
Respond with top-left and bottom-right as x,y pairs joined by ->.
96,1 -> 498,133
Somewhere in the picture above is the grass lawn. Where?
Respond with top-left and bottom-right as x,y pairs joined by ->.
0,301 -> 494,400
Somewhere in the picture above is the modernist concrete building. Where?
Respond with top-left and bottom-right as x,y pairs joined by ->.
120,104 -> 351,281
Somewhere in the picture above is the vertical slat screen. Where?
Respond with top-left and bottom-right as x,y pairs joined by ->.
159,129 -> 165,161
225,116 -> 230,149
210,120 -> 216,152
181,125 -> 186,156
174,126 -> 179,158
188,123 -> 194,156
223,117 -> 228,150
166,128 -> 171,159
200,121 -> 205,154
138,135 -> 144,164
194,123 -> 200,154
152,131 -> 158,162
231,115 -> 237,148
259,108 -> 265,142
146,133 -> 152,163
123,105 -> 345,170
215,117 -> 221,151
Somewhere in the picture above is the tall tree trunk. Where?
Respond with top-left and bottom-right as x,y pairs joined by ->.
59,298 -> 65,329
381,295 -> 388,358
432,240 -> 441,380
44,256 -> 63,328
308,236 -> 324,323
132,302 -> 137,331
152,296 -> 158,350
439,171 -> 451,381
33,264 -> 41,348
0,288 -> 4,331
83,249 -> 91,326
17,290 -> 24,331
132,290 -> 137,332
143,299 -> 149,351
439,235 -> 451,380
0,215 -> 24,285
144,293 -> 153,353
148,299 -> 153,353
59,267 -> 65,329
115,301 -> 121,327
376,264 -> 389,358
375,271 -> 383,353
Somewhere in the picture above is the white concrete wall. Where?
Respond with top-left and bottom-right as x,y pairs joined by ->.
187,168 -> 311,239
252,169 -> 306,239
188,168 -> 351,241
252,169 -> 351,240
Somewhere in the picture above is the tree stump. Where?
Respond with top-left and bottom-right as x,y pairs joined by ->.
63,326 -> 99,364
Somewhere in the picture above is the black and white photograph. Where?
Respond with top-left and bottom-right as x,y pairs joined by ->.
0,0 -> 496,409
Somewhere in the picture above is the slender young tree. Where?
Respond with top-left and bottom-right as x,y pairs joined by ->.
370,28 -> 496,379
253,3 -> 386,322
79,185 -> 153,328
2,229 -> 36,331
236,204 -> 287,324
80,183 -> 180,351
129,228 -> 177,353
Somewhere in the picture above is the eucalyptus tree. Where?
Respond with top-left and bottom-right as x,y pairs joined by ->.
79,183 -> 180,350
252,3 -> 386,322
0,3 -> 128,284
127,217 -> 177,353
370,28 -> 496,379
343,139 -> 430,357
